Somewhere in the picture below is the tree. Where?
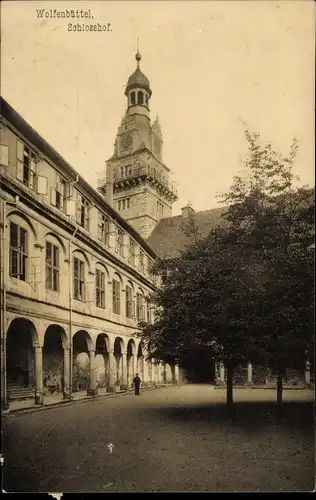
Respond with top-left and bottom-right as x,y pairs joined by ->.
220,130 -> 315,412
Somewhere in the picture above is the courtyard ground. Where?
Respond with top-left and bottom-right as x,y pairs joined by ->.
3,385 -> 314,493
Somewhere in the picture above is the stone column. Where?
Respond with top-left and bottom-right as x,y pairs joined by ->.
107,351 -> 116,393
305,360 -> 311,387
175,365 -> 180,385
247,362 -> 253,386
63,347 -> 71,399
120,351 -> 128,390
87,350 -> 98,397
34,346 -> 43,405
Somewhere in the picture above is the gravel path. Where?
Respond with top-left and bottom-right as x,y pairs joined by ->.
3,385 -> 314,492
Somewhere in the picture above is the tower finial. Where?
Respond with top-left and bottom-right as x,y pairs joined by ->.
135,38 -> 141,67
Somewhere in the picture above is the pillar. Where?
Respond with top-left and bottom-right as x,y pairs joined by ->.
107,351 -> 116,393
87,349 -> 98,397
35,346 -> 43,405
305,360 -> 311,387
120,351 -> 128,390
63,347 -> 71,399
247,362 -> 253,386
175,365 -> 180,385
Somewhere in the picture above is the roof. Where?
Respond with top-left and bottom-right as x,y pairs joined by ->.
125,67 -> 151,95
0,96 -> 157,259
147,207 -> 228,259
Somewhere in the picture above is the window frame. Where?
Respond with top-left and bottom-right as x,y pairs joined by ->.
9,222 -> 28,281
112,278 -> 121,315
45,241 -> 60,291
96,268 -> 106,309
97,212 -> 110,246
76,193 -> 90,231
125,285 -> 134,318
73,256 -> 85,301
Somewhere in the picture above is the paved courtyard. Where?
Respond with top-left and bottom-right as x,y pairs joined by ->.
3,385 -> 314,493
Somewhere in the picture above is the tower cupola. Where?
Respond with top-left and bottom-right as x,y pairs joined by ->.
125,51 -> 151,116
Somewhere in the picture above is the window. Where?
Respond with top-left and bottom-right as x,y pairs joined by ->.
145,94 -> 149,106
76,194 -> 90,230
97,213 -> 110,246
9,222 -> 28,281
118,198 -> 130,211
146,300 -> 152,323
126,285 -> 134,318
112,279 -> 120,314
128,239 -> 136,265
137,91 -> 144,105
131,91 -> 136,105
157,201 -> 164,215
136,292 -> 145,322
120,166 -> 124,178
139,251 -> 145,274
55,175 -> 67,211
73,257 -> 85,301
116,228 -> 124,256
16,140 -> 37,190
45,241 -> 60,291
0,144 -> 9,167
124,165 -> 132,177
96,269 -> 106,309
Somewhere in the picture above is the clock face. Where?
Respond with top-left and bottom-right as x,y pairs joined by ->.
120,133 -> 132,151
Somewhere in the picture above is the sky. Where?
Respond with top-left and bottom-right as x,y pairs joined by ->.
1,0 -> 315,215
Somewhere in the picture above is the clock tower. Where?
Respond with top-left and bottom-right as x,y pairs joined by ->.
98,50 -> 178,240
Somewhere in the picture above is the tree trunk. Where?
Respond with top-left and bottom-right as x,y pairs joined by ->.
276,366 -> 284,423
226,363 -> 234,406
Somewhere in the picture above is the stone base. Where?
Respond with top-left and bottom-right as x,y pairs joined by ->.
87,388 -> 98,397
120,384 -> 128,390
35,393 -> 43,405
107,386 -> 116,394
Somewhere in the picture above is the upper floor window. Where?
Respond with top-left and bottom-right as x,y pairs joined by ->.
139,251 -> 145,274
73,257 -> 85,301
157,201 -> 164,215
0,144 -> 9,167
45,241 -> 60,291
131,91 -> 136,105
96,268 -> 106,309
76,194 -> 90,230
125,165 -> 132,177
116,228 -> 124,256
137,91 -> 144,105
126,285 -> 134,319
136,292 -> 145,322
128,239 -> 136,265
9,222 -> 28,281
118,198 -> 130,211
112,278 -> 120,315
16,140 -> 37,190
97,212 -> 110,246
146,299 -> 152,323
51,174 -> 68,211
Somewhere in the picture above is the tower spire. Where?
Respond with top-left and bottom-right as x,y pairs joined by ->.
136,38 -> 141,68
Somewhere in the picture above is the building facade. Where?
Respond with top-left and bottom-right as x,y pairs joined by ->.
0,94 -> 179,411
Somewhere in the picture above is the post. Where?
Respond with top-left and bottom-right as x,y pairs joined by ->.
305,360 -> 311,387
87,349 -> 98,397
107,350 -> 116,393
247,362 -> 253,386
35,346 -> 43,405
63,347 -> 71,399
220,362 -> 225,383
120,351 -> 128,390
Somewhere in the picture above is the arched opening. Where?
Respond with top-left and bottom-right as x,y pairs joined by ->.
137,91 -> 144,105
72,330 -> 91,392
114,337 -> 124,387
145,94 -> 149,106
95,333 -> 110,388
130,91 -> 136,105
6,318 -> 38,400
137,342 -> 144,381
43,325 -> 67,395
127,339 -> 136,388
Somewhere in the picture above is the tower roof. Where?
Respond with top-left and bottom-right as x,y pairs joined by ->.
125,51 -> 152,97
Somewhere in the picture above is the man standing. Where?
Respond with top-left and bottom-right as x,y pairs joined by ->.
133,373 -> 141,395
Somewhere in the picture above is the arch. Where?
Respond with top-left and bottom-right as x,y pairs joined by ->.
6,318 -> 39,391
96,333 -> 110,353
137,91 -> 144,105
43,324 -> 67,394
130,91 -> 136,105
72,330 -> 92,392
7,210 -> 37,240
44,232 -> 67,256
114,336 -> 125,353
95,261 -> 110,281
72,249 -> 91,272
72,329 -> 92,352
95,333 -> 111,388
127,339 -> 136,356
126,279 -> 135,293
113,271 -> 123,286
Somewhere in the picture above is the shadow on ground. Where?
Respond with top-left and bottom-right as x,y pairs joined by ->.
146,401 -> 314,432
